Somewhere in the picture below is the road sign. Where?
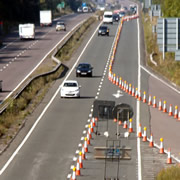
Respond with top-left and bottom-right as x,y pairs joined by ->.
93,100 -> 115,119
113,103 -> 134,121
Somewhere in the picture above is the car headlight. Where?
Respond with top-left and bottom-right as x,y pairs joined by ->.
88,70 -> 92,73
99,30 -> 101,33
77,70 -> 81,73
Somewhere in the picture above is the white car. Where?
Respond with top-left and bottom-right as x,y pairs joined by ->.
56,21 -> 66,31
60,80 -> 80,98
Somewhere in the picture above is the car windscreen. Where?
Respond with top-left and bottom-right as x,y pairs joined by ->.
99,26 -> 107,30
78,64 -> 90,68
64,83 -> 77,87
104,15 -> 112,18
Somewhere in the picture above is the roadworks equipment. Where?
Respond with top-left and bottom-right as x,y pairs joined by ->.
71,167 -> 76,180
76,161 -> 81,176
153,96 -> 156,108
129,84 -> 132,95
116,76 -> 119,86
163,101 -> 167,113
138,123 -> 142,138
84,137 -> 88,153
174,106 -> 178,119
168,104 -> 173,116
148,95 -> 152,106
132,86 -> 135,96
81,146 -> 86,160
138,91 -> 141,101
159,138 -> 164,154
135,88 -> 138,98
78,152 -> 83,168
149,133 -> 154,147
167,148 -> 172,164
143,91 -> 146,103
143,127 -> 147,142
123,121 -> 127,129
128,119 -> 133,133
158,99 -> 162,111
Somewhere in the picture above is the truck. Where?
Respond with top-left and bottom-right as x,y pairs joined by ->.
103,11 -> 113,24
40,10 -> 52,27
19,23 -> 35,40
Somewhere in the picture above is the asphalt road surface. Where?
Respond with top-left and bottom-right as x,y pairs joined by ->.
0,5 -> 180,180
0,13 -> 92,103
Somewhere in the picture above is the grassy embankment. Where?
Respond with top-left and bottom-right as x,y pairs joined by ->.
142,12 -> 180,86
142,11 -> 180,179
0,15 -> 97,148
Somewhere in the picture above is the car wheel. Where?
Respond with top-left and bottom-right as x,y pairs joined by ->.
64,29 -> 66,31
107,33 -> 109,36
76,73 -> 79,77
90,72 -> 92,77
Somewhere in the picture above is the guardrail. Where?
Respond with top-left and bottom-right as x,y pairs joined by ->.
0,18 -> 87,115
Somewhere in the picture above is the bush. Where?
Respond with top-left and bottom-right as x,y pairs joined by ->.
156,165 -> 180,180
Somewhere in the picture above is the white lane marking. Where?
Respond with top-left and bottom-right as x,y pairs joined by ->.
2,20 -> 87,103
0,18 -> 101,175
140,65 -> 180,94
137,16 -> 142,180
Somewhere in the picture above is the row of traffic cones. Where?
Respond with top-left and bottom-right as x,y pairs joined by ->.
108,73 -> 180,122
137,123 -> 172,164
114,118 -> 134,132
70,117 -> 98,180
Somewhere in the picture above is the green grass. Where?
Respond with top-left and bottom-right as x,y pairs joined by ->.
142,12 -> 180,86
156,165 -> 180,180
0,15 -> 97,148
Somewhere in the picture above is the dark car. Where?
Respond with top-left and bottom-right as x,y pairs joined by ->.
98,26 -> 109,36
113,14 -> 120,22
76,63 -> 93,77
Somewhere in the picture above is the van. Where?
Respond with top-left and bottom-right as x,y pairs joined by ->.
82,6 -> 88,13
103,11 -> 113,24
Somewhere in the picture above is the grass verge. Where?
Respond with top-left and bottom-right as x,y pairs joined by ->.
142,12 -> 180,86
0,15 -> 97,151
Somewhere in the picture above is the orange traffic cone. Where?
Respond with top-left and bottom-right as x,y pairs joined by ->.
121,80 -> 124,90
90,121 -> 94,133
129,84 -> 132,95
138,91 -> 142,101
167,148 -> 172,164
163,101 -> 167,113
158,99 -> 162,111
159,138 -> 164,154
143,127 -> 147,142
108,71 -> 111,81
118,120 -> 122,125
123,121 -> 127,129
135,88 -> 138,98
138,123 -> 142,138
87,133 -> 90,145
149,133 -> 154,147
168,104 -> 173,116
76,161 -> 81,176
119,77 -> 122,88
113,74 -> 116,84
92,118 -> 96,127
84,137 -> 88,153
126,83 -> 129,93
132,86 -> 135,96
148,95 -> 152,106
78,152 -> 83,168
153,96 -> 156,108
123,81 -> 126,91
81,146 -> 86,160
178,111 -> 180,121
116,76 -> 119,86
174,106 -> 178,119
114,118 -> 117,122
128,119 -> 133,133
143,91 -> 146,103
71,167 -> 76,180
88,125 -> 92,139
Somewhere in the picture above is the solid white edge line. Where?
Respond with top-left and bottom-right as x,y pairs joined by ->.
140,65 -> 180,94
0,18 -> 102,176
3,19 -> 87,102
137,16 -> 142,180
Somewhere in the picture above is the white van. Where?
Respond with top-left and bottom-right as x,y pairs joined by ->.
103,11 -> 113,24
19,24 -> 35,40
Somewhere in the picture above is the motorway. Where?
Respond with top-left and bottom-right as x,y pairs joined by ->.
0,13 -> 92,103
0,4 -> 180,180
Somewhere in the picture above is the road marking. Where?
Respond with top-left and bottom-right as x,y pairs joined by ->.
112,90 -> 123,98
137,12 -> 142,180
0,17 -> 98,175
140,65 -> 180,94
